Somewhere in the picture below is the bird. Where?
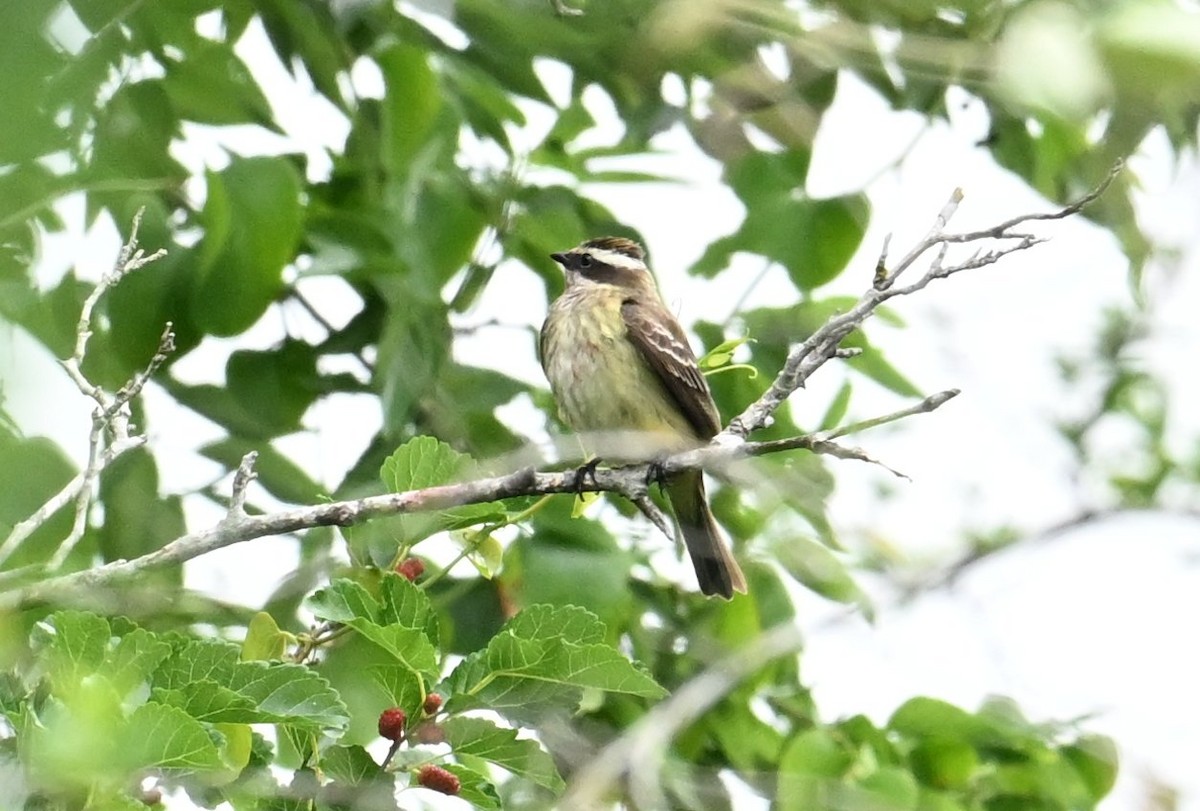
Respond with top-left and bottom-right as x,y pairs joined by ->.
539,236 -> 747,598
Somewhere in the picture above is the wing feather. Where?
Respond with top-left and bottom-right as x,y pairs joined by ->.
621,298 -> 722,439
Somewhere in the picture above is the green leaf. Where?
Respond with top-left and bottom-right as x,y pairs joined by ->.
698,333 -> 754,373
242,612 -> 288,662
42,611 -> 110,688
375,436 -> 507,547
818,381 -> 853,431
503,603 -> 607,646
255,0 -> 349,110
305,578 -> 380,624
777,729 -> 851,811
694,194 -> 868,290
317,634 -> 423,746
154,640 -> 348,732
121,702 -> 224,771
193,156 -> 302,336
443,716 -> 564,791
858,766 -> 920,809
99,627 -> 172,696
383,435 -> 470,492
726,148 -> 811,204
321,744 -> 385,786
224,341 -> 320,438
162,40 -> 279,130
909,738 -> 979,790
889,698 -> 995,747
1062,734 -> 1118,800
306,577 -> 440,682
443,605 -> 665,714
378,42 -> 442,171
772,536 -> 871,616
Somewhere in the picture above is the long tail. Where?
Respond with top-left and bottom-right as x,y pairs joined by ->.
666,470 -> 747,599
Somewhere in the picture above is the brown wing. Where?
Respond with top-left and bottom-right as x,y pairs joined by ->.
621,297 -> 722,440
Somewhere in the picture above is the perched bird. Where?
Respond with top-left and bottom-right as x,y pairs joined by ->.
540,236 -> 747,598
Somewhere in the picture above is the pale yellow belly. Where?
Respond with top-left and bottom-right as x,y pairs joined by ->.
543,293 -> 697,457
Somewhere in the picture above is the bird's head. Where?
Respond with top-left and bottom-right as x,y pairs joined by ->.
550,237 -> 652,290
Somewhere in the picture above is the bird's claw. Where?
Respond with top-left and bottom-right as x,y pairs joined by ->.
575,457 -> 602,495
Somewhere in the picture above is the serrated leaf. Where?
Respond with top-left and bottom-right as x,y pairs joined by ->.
378,436 -> 506,544
504,604 -> 607,646
226,660 -> 349,731
155,639 -> 240,688
322,744 -> 384,786
444,717 -> 564,791
382,436 -> 467,493
307,577 -> 439,682
443,606 -> 664,713
306,578 -> 380,624
154,640 -> 348,731
43,611 -> 110,688
100,628 -> 172,696
152,680 -> 257,721
121,702 -> 224,771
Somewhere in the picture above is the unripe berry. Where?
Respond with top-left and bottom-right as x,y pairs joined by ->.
423,693 -> 443,715
378,707 -> 407,741
417,764 -> 460,795
396,558 -> 425,582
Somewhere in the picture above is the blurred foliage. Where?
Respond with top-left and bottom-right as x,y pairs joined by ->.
1,0 -> 1196,806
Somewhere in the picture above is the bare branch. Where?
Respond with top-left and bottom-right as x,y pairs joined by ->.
817,388 -> 959,440
4,209 -> 172,570
630,493 -> 675,542
229,452 -> 259,517
725,163 -> 1121,439
0,408 -> 948,611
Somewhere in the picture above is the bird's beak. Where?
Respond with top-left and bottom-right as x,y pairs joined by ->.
550,252 -> 568,266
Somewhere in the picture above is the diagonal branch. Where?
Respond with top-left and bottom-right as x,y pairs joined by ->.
725,162 -> 1122,440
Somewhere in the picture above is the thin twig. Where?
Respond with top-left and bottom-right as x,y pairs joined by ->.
229,452 -> 259,517
8,210 -> 170,570
725,162 -> 1121,439
817,388 -> 959,440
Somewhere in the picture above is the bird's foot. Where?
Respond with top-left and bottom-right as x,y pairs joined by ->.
575,457 -> 602,495
645,456 -> 670,491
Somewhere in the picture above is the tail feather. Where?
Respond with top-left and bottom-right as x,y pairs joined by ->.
667,471 -> 747,599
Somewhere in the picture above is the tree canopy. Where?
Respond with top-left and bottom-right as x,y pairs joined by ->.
2,0 -> 1198,808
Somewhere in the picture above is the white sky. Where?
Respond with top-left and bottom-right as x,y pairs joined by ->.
3,10 -> 1200,810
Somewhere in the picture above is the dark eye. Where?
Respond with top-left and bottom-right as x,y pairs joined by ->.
578,254 -> 593,269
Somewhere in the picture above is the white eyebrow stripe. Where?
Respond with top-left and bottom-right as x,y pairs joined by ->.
586,248 -> 646,271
